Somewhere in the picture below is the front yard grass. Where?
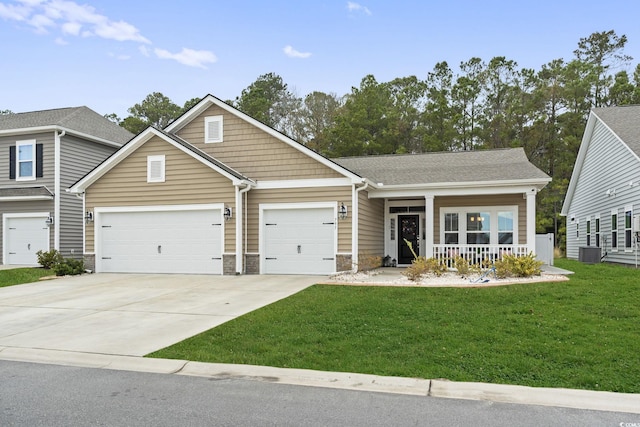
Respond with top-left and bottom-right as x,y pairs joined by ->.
148,258 -> 640,393
0,268 -> 53,288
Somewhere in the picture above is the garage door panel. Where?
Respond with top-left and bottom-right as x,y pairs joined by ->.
5,216 -> 50,265
263,207 -> 336,275
99,209 -> 222,274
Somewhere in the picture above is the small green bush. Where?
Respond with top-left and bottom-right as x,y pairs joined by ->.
36,249 -> 63,269
494,253 -> 543,278
52,258 -> 84,276
403,257 -> 448,281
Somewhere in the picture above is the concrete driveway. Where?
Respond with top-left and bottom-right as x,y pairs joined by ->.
0,273 -> 319,357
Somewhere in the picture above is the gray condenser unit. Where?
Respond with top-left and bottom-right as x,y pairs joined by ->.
578,247 -> 600,264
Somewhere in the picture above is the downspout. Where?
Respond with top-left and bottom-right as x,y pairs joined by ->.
54,130 -> 65,252
352,180 -> 369,273
235,182 -> 253,274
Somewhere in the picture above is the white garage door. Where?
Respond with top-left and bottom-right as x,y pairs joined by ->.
98,209 -> 222,274
263,207 -> 336,275
4,216 -> 50,265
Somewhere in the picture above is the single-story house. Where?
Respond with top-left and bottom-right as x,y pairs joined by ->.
1,107 -> 132,265
69,94 -> 551,275
562,105 -> 640,264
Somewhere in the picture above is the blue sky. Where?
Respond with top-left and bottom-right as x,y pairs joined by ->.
2,0 -> 640,119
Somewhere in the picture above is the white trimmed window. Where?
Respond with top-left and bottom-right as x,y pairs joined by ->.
625,205 -> 633,250
205,115 -> 223,143
611,210 -> 618,251
440,206 -> 518,245
595,215 -> 600,247
586,217 -> 591,246
147,155 -> 165,183
17,140 -> 36,181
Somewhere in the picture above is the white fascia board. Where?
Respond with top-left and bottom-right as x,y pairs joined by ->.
165,95 -> 362,182
0,196 -> 53,201
255,178 -> 354,189
561,112 -> 597,216
0,125 -> 124,148
368,184 -> 543,199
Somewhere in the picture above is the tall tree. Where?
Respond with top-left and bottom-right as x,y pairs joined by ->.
298,91 -> 343,153
385,75 -> 427,153
423,63 -> 453,152
480,56 -> 520,149
451,57 -> 484,150
124,92 -> 182,133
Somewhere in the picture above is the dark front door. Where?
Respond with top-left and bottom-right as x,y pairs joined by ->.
398,215 -> 419,265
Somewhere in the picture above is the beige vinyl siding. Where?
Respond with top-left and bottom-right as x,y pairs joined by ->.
245,186 -> 353,253
59,135 -> 118,258
358,190 -> 384,255
176,105 -> 344,181
85,136 -> 236,252
434,194 -> 526,244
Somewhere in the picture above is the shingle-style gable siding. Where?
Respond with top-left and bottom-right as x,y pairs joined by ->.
84,135 -> 237,253
175,105 -> 344,181
564,119 -> 640,262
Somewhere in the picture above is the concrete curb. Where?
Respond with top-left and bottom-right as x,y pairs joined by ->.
1,347 -> 639,414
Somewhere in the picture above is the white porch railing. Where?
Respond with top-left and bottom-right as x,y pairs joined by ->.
433,244 -> 530,269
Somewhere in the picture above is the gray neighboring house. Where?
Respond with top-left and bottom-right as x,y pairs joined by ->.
0,107 -> 132,266
562,105 -> 640,265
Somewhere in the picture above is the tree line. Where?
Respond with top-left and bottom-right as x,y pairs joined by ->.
95,31 -> 640,249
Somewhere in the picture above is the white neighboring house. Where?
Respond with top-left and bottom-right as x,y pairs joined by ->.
562,106 -> 640,265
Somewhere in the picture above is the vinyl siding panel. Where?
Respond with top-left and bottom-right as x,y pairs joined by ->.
245,186 -> 352,254
176,105 -> 344,181
434,194 -> 526,244
564,119 -> 640,263
0,132 -> 55,263
358,190 -> 384,255
59,135 -> 117,257
85,136 -> 236,253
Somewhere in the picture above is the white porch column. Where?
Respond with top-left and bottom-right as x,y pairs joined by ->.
235,185 -> 243,274
526,189 -> 536,254
424,194 -> 434,258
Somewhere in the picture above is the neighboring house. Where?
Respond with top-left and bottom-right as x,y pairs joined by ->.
0,107 -> 133,266
69,95 -> 551,275
562,105 -> 640,265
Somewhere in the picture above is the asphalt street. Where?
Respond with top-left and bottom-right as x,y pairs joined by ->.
1,360 -> 636,427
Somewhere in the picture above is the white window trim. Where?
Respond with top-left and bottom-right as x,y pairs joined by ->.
595,214 -> 600,248
624,204 -> 633,251
205,115 -> 223,143
611,209 -> 618,252
586,216 -> 591,247
16,139 -> 36,181
147,155 -> 165,183
439,206 -> 518,245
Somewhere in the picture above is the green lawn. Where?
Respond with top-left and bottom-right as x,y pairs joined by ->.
148,259 -> 640,393
0,267 -> 53,288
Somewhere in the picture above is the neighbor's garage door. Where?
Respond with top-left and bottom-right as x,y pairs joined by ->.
98,209 -> 222,274
263,207 -> 335,275
5,216 -> 50,265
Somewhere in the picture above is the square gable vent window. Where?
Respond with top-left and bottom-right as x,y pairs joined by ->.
205,115 -> 223,143
147,155 -> 165,183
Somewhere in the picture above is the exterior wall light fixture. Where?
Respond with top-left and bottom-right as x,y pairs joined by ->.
224,207 -> 232,221
339,202 -> 348,220
85,211 -> 94,223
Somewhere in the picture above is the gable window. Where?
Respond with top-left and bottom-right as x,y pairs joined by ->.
205,115 -> 223,143
625,206 -> 633,249
595,216 -> 600,248
147,155 -> 165,183
586,217 -> 591,246
611,210 -> 618,251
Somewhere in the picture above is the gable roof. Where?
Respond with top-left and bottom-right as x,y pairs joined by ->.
561,106 -> 640,215
68,126 -> 253,193
0,106 -> 133,146
164,94 -> 363,184
333,148 -> 550,188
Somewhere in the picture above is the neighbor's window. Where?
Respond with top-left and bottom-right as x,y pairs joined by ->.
205,115 -> 223,143
498,211 -> 514,244
444,213 -> 459,244
17,140 -> 36,180
611,211 -> 618,250
466,212 -> 490,244
625,207 -> 633,249
586,218 -> 591,246
595,216 -> 600,247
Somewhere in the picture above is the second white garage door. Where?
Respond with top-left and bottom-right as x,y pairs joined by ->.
4,215 -> 50,265
97,208 -> 223,274
262,207 -> 336,275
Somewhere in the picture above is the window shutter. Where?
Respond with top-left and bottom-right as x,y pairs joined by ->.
9,146 -> 15,179
36,143 -> 43,178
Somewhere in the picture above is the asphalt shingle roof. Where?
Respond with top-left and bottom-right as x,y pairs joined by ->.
592,105 -> 640,158
332,147 -> 549,186
0,186 -> 54,198
0,107 -> 133,145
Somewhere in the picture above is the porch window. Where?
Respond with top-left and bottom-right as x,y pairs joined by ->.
611,211 -> 618,250
466,212 -> 490,244
498,211 -> 514,244
444,213 -> 458,244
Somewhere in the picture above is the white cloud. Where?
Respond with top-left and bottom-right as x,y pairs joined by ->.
54,36 -> 67,45
61,20 -> 80,35
347,1 -> 371,15
0,2 -> 30,20
138,45 -> 150,57
154,47 -> 217,69
109,52 -> 131,61
283,45 -> 311,59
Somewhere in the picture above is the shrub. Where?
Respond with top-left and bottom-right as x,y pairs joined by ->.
53,257 -> 85,276
453,256 -> 471,277
36,249 -> 63,269
494,253 -> 543,278
403,257 -> 448,281
357,253 -> 383,272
